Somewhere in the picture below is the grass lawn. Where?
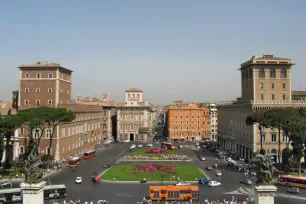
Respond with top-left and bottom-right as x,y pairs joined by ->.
101,164 -> 205,181
130,148 -> 181,157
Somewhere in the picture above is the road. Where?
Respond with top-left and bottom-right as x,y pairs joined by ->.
30,143 -> 306,203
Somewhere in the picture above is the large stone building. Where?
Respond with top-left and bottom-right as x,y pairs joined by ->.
14,61 -> 102,161
0,101 -> 12,118
167,101 -> 211,142
217,54 -> 306,162
116,88 -> 156,142
209,104 -> 218,141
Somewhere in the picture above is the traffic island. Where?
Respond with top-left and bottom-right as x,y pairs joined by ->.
100,163 -> 205,182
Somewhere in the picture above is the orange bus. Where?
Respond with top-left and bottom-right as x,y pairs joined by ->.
149,185 -> 199,201
83,150 -> 96,159
161,142 -> 176,150
68,157 -> 81,168
279,175 -> 306,189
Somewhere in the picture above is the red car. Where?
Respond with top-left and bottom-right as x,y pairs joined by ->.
213,163 -> 218,168
92,176 -> 100,183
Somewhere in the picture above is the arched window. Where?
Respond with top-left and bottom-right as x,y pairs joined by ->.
271,149 -> 277,154
281,68 -> 287,78
270,68 -> 276,78
259,68 -> 265,78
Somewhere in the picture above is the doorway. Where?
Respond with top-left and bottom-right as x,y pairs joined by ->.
130,133 -> 134,142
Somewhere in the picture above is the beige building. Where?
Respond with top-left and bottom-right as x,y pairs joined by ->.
209,104 -> 218,141
217,54 -> 306,162
0,101 -> 12,118
116,88 -> 155,142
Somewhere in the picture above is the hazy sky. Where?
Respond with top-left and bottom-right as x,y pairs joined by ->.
1,1 -> 306,105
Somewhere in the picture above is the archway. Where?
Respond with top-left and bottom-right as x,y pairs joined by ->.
130,133 -> 134,142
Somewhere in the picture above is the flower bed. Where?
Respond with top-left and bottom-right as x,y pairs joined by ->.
146,148 -> 167,153
122,154 -> 189,160
131,164 -> 178,175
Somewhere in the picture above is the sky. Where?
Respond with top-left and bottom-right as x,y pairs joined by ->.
0,1 -> 306,105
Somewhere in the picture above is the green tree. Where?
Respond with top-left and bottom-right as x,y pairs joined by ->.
0,136 -> 4,166
245,110 -> 268,155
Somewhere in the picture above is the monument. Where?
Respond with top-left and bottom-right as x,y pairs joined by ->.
20,145 -> 45,204
247,154 -> 279,204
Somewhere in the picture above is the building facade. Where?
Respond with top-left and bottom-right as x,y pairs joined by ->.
292,91 -> 306,100
18,61 -> 72,108
217,54 -> 306,162
116,88 -> 155,142
167,102 -> 211,142
0,101 -> 12,118
209,104 -> 218,141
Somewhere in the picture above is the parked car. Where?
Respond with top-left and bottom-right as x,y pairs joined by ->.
286,187 -> 300,194
176,182 -> 191,186
123,140 -> 130,143
0,180 -> 12,188
200,157 -> 206,161
137,144 -> 144,148
206,166 -> 212,171
103,164 -> 111,169
75,177 -> 82,184
216,171 -> 222,176
198,178 -> 210,184
213,163 -> 219,168
240,179 -> 253,185
146,144 -> 153,147
208,181 -> 221,187
130,144 -> 136,149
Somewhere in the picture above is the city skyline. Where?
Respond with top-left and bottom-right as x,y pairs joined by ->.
1,1 -> 306,105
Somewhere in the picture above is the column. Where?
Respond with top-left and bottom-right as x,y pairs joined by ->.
255,185 -> 277,204
20,181 -> 46,204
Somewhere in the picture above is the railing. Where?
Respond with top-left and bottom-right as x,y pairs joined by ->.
251,100 -> 306,104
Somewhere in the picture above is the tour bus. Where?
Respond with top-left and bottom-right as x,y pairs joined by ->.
0,188 -> 21,203
149,185 -> 199,201
161,142 -> 176,150
83,150 -> 96,159
279,175 -> 306,189
68,157 -> 81,168
44,184 -> 67,199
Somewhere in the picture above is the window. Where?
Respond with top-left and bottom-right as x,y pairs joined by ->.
281,68 -> 287,78
25,88 -> 29,93
48,73 -> 53,78
36,100 -> 40,106
68,145 -> 71,151
36,88 -> 40,93
262,134 -> 266,142
33,129 -> 40,139
282,133 -> 289,142
68,128 -> 71,136
20,146 -> 24,154
45,129 -> 52,138
20,127 -> 24,135
272,94 -> 275,101
36,73 -> 41,78
282,83 -> 286,89
48,100 -> 52,105
260,83 -> 264,88
260,94 -> 264,100
271,83 -> 275,89
282,94 -> 286,101
24,100 -> 29,105
48,88 -> 52,93
270,68 -> 276,78
46,147 -> 52,155
62,146 -> 65,153
259,68 -> 265,78
61,128 -> 65,137
25,73 -> 30,78
272,134 -> 277,142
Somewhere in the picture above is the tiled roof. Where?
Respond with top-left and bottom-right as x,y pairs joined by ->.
292,91 -> 306,96
125,88 -> 143,92
19,61 -> 61,67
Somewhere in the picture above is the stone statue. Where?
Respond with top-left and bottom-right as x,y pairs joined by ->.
251,154 -> 279,184
23,144 -> 43,184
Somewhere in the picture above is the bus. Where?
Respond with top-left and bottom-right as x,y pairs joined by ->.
149,185 -> 199,201
0,188 -> 21,203
68,157 -> 81,168
44,184 -> 67,199
161,142 -> 176,150
279,175 -> 306,189
83,150 -> 96,159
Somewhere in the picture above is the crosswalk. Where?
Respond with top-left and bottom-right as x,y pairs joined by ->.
223,187 -> 306,201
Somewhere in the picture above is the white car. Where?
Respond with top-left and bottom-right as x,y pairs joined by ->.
208,181 -> 221,187
176,182 -> 191,186
137,144 -> 144,148
216,171 -> 222,176
130,144 -> 136,149
200,157 -> 206,161
123,140 -> 130,143
146,144 -> 153,147
75,177 -> 82,184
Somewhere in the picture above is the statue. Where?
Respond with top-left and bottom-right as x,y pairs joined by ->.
249,154 -> 279,184
23,144 -> 43,184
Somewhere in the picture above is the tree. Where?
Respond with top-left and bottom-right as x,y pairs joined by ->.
265,108 -> 296,163
0,115 -> 23,169
245,110 -> 268,155
0,136 -> 4,166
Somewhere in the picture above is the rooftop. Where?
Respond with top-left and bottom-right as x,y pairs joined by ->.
125,88 -> 143,92
292,91 -> 306,96
19,61 -> 73,72
239,54 -> 294,69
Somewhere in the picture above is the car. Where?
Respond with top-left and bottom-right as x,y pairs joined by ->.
213,163 -> 218,168
0,180 -> 12,188
130,144 -> 136,149
286,187 -> 300,194
75,177 -> 82,184
123,140 -> 130,143
176,182 -> 191,186
240,179 -> 253,185
198,178 -> 210,184
216,171 -> 222,176
208,181 -> 221,187
146,144 -> 153,147
206,166 -> 212,171
137,144 -> 144,148
103,164 -> 111,169
200,157 -> 206,161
